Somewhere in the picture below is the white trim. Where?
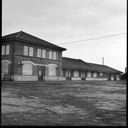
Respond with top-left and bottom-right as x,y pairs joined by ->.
48,64 -> 57,67
22,61 -> 47,66
22,61 -> 57,67
2,60 -> 11,64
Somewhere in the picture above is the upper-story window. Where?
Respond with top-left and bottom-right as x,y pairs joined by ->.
2,46 -> 5,55
23,46 -> 33,56
48,51 -> 53,59
24,46 -> 28,55
42,49 -> 46,58
2,45 -> 10,55
29,47 -> 33,56
36,48 -> 58,60
53,52 -> 57,60
37,48 -> 41,58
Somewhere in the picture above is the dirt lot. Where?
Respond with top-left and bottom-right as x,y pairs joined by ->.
1,81 -> 126,126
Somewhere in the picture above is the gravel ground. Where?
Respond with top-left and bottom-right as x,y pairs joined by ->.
1,81 -> 126,126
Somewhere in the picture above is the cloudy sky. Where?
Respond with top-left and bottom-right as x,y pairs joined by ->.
2,0 -> 126,72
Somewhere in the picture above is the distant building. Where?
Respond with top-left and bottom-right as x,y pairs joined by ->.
62,57 -> 122,81
2,31 -> 122,81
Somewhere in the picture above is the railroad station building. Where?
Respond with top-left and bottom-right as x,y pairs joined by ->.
2,31 -> 122,81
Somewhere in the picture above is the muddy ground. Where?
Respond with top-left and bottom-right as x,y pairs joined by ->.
1,81 -> 126,126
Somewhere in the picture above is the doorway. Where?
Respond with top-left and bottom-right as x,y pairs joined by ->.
38,69 -> 44,81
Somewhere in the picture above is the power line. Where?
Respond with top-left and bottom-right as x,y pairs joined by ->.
58,32 -> 126,45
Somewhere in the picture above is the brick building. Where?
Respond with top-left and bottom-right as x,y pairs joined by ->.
62,57 -> 122,81
2,31 -> 66,81
2,31 -> 122,81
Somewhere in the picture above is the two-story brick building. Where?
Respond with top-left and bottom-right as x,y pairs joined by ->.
2,31 -> 66,81
2,31 -> 122,81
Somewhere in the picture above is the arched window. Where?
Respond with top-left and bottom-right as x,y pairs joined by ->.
48,64 -> 56,76
23,63 -> 33,75
2,62 -> 9,74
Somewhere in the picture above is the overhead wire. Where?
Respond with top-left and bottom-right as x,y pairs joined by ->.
57,32 -> 126,45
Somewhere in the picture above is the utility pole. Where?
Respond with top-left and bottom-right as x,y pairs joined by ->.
102,57 -> 104,65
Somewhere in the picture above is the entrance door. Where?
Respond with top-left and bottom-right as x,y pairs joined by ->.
38,69 -> 44,81
66,71 -> 71,80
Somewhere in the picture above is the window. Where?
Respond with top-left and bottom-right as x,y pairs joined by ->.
2,62 -> 9,74
24,46 -> 28,56
81,72 -> 85,77
53,52 -> 57,60
93,72 -> 97,77
49,51 -> 53,59
2,45 -> 10,55
74,71 -> 79,77
6,45 -> 10,55
87,72 -> 91,77
23,63 -> 33,75
2,46 -> 5,55
37,48 -> 41,58
100,72 -> 103,76
66,71 -> 71,77
66,71 -> 68,77
24,46 -> 34,56
42,49 -> 46,58
48,65 -> 56,76
29,47 -> 33,56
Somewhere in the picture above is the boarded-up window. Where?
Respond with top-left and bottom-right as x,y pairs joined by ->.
93,72 -> 97,77
23,63 -> 32,75
2,46 -> 5,55
49,51 -> 53,59
48,65 -> 56,76
87,72 -> 91,77
2,62 -> 9,74
29,47 -> 33,56
99,72 -> 103,76
74,71 -> 79,77
24,46 -> 28,56
37,49 -> 41,58
42,49 -> 46,58
6,45 -> 10,55
53,52 -> 57,60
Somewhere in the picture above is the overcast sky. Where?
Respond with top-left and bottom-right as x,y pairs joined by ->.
2,0 -> 126,72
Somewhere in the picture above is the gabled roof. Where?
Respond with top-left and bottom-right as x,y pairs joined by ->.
87,63 -> 123,73
2,31 -> 66,51
62,57 -> 93,71
62,57 -> 123,73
